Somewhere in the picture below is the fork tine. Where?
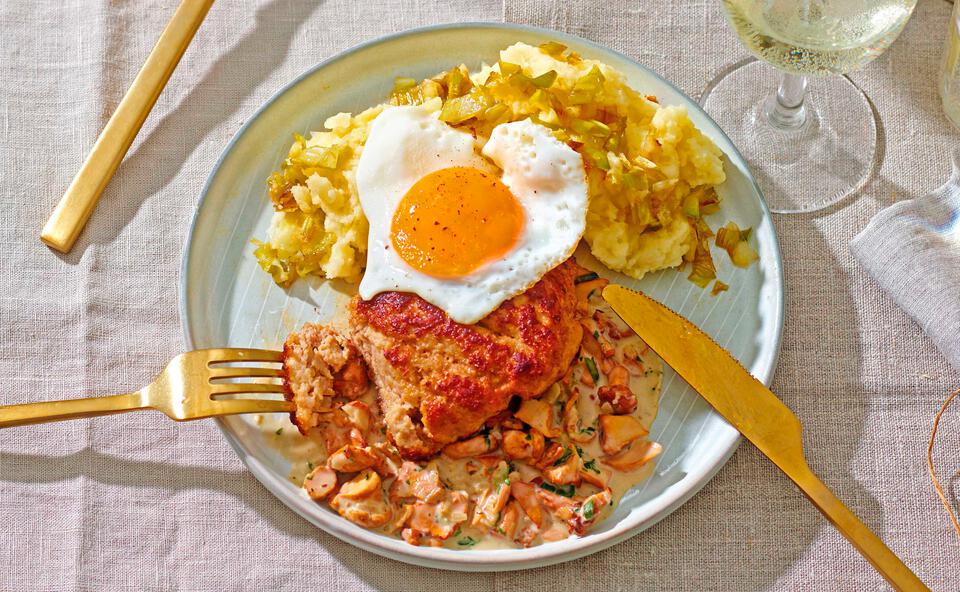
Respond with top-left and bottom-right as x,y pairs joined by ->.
205,348 -> 283,363
209,383 -> 286,396
209,399 -> 294,416
208,366 -> 285,380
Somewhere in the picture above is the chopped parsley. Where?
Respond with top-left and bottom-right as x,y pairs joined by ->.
457,536 -> 479,547
582,458 -> 600,473
553,446 -> 572,466
483,430 -> 491,449
579,426 -> 596,435
593,329 -> 599,339
494,463 -> 512,487
578,446 -> 601,473
307,461 -> 315,471
582,499 -> 596,520
574,272 -> 599,284
453,528 -> 462,538
584,357 -> 600,382
540,482 -> 576,497
275,427 -> 283,435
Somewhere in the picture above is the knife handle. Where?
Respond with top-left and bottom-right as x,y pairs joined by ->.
790,463 -> 929,591
40,0 -> 214,253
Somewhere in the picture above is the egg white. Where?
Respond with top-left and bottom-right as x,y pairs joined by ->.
356,104 -> 587,324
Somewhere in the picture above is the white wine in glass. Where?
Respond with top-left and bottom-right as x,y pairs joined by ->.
701,0 -> 917,213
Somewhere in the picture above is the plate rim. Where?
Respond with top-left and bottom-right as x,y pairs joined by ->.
178,21 -> 785,571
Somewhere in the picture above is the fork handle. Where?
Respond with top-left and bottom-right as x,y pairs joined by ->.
0,392 -> 148,428
788,462 -> 930,591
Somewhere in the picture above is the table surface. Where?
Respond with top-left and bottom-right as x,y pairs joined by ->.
1,1 -> 958,590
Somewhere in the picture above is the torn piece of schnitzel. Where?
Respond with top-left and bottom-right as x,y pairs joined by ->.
281,324 -> 369,434
349,259 -> 584,460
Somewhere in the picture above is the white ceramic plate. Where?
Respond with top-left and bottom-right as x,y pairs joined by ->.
179,23 -> 784,571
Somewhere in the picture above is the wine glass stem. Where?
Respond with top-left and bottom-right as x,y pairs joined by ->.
766,72 -> 808,131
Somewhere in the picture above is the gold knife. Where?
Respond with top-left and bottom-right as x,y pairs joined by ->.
40,0 -> 215,253
602,285 -> 929,592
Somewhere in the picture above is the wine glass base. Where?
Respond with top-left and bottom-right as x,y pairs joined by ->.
700,59 -> 877,214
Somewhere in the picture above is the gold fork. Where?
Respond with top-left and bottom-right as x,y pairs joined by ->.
0,349 -> 292,428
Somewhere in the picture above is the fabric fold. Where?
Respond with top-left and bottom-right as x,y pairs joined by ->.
850,149 -> 960,372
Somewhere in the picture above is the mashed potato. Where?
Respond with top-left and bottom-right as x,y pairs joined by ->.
256,42 -> 727,285
486,43 -> 726,279
254,105 -> 383,284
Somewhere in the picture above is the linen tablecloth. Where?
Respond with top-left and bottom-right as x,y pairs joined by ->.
1,1 -> 957,590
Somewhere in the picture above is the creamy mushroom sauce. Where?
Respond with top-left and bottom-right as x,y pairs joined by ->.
261,285 -> 662,549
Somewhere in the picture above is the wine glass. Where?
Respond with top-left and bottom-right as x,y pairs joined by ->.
700,0 -> 918,214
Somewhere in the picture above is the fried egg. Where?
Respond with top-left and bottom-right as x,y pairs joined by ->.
355,104 -> 587,324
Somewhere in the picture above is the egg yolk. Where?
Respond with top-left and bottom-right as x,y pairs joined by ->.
390,167 -> 524,278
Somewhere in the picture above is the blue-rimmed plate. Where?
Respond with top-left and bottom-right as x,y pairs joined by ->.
179,22 -> 784,571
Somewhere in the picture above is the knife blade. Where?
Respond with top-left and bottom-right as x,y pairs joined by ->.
602,284 -> 929,592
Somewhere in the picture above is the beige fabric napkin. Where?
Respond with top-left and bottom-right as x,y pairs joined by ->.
850,149 -> 960,372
